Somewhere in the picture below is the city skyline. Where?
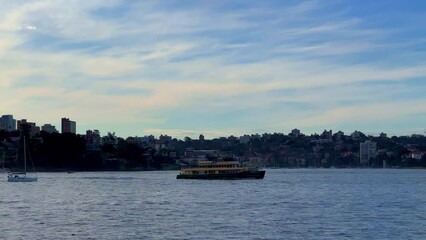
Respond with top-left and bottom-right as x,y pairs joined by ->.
1,1 -> 426,138
1,113 -> 424,140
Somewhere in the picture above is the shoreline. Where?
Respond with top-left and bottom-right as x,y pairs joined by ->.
17,166 -> 426,173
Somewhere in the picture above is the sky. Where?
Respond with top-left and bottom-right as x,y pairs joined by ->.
1,0 -> 426,139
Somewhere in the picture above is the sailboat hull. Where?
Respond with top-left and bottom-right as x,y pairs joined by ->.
6,136 -> 38,182
7,176 -> 38,182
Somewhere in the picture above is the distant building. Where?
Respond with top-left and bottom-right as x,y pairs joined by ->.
251,134 -> 261,140
322,129 -> 332,140
61,118 -> 76,134
86,130 -> 101,150
153,135 -> 172,150
103,133 -> 119,148
17,119 -> 40,137
360,140 -> 377,164
351,130 -> 364,140
199,134 -> 205,141
262,133 -> 271,141
142,135 -> 156,145
126,136 -> 141,146
333,131 -> 344,142
409,150 -> 424,160
182,149 -> 220,162
159,135 -> 172,144
239,135 -> 251,144
311,138 -> 333,144
41,124 -> 58,133
126,135 -> 156,148
0,115 -> 16,132
228,135 -> 238,142
291,128 -> 301,137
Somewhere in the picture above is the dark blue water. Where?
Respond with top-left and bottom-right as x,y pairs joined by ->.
1,169 -> 425,239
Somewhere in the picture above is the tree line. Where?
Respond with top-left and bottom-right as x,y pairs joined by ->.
0,127 -> 175,171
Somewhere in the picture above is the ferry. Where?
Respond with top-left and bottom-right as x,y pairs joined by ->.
177,160 -> 265,179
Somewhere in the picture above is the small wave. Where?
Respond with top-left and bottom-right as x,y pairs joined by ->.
0,200 -> 20,204
78,176 -> 137,180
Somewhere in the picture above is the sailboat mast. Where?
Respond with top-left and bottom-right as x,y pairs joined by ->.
24,136 -> 27,174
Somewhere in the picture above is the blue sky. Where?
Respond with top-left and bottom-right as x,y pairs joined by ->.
1,0 -> 425,138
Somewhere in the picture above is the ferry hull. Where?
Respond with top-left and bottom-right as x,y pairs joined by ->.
177,170 -> 265,180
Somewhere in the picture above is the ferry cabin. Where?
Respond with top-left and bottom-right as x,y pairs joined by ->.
179,161 -> 247,175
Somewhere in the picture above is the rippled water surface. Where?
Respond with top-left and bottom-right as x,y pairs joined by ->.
1,169 -> 426,239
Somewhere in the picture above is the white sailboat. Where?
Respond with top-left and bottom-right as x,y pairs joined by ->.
7,136 -> 38,182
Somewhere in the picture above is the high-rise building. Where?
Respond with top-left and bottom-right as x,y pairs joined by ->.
61,118 -> 76,134
0,115 -> 17,132
17,119 -> 40,137
360,140 -> 377,164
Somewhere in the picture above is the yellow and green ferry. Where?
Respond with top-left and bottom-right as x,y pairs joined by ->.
177,160 -> 265,179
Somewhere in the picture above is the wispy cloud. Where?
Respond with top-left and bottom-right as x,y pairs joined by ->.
276,99 -> 426,132
0,0 -> 425,138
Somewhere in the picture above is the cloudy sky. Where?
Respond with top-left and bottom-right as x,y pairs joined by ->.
1,0 -> 426,138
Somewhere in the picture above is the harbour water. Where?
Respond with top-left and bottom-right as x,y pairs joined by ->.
1,169 -> 425,239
